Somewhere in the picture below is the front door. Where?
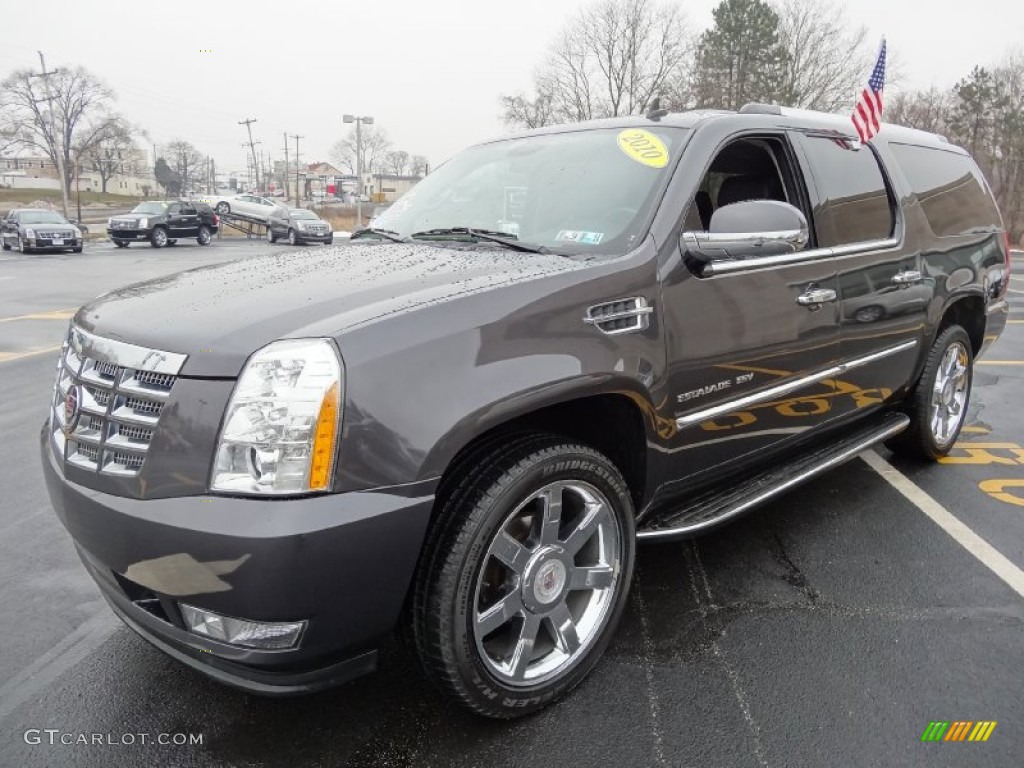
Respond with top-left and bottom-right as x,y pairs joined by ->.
660,133 -> 842,484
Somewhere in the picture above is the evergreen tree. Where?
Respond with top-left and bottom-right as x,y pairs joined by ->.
694,0 -> 789,110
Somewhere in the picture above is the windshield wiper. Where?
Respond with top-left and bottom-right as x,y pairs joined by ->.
409,227 -> 549,254
351,227 -> 407,243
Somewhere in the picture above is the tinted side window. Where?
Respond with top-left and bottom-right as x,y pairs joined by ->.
888,143 -> 1002,236
801,137 -> 893,247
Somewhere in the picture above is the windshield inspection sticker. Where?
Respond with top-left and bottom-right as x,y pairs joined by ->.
617,129 -> 669,168
557,230 -> 604,245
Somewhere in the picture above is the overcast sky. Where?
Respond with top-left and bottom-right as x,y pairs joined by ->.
0,0 -> 1018,175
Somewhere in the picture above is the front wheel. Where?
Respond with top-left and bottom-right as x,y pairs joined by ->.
17,237 -> 31,254
71,246 -> 83,253
113,240 -> 129,248
215,202 -> 230,215
288,229 -> 299,246
888,325 -> 974,460
150,228 -> 168,248
197,226 -> 212,246
266,226 -> 277,244
410,437 -> 635,719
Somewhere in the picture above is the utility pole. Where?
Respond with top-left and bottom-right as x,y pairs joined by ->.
290,134 -> 304,207
30,52 -> 70,219
282,132 -> 290,203
343,114 -> 374,229
239,118 -> 260,193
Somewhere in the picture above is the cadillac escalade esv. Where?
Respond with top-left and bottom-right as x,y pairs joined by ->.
42,105 -> 1010,718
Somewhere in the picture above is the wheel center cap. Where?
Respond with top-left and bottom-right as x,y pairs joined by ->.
533,560 -> 567,605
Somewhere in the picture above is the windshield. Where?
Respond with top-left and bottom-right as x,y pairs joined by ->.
290,210 -> 318,220
131,202 -> 168,215
20,211 -> 68,224
372,127 -> 688,254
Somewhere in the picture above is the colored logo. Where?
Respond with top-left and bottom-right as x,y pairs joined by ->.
617,129 -> 669,168
64,384 -> 82,433
921,721 -> 997,742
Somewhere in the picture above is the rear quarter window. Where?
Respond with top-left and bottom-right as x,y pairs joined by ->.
801,136 -> 894,248
888,143 -> 1002,237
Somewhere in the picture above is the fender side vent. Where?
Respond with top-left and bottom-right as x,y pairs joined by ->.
583,297 -> 654,335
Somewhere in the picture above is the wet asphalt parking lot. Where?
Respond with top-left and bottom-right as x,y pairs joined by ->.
1,240 -> 1022,767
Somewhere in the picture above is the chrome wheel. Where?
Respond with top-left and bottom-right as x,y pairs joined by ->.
473,479 -> 622,687
929,341 -> 969,445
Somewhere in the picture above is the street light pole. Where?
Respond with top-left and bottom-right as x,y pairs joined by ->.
343,114 -> 374,229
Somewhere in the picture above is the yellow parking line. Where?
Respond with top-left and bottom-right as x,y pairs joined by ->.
0,309 -> 76,323
1007,320 -> 1024,324
0,346 -> 61,364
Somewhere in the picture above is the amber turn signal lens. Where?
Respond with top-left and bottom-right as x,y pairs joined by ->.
308,381 -> 340,491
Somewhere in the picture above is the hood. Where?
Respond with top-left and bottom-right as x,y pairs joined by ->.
74,242 -> 586,377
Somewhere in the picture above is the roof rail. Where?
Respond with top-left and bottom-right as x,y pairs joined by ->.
738,103 -> 783,115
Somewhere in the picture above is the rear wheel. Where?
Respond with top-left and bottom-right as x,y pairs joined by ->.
197,226 -> 212,246
888,325 -> 973,460
150,228 -> 168,248
410,436 -> 635,719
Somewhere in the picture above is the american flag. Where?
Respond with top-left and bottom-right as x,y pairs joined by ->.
851,38 -> 887,143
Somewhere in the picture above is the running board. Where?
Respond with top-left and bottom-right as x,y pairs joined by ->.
637,412 -> 910,541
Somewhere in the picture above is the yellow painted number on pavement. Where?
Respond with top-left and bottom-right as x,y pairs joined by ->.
617,130 -> 669,168
979,479 -> 1024,507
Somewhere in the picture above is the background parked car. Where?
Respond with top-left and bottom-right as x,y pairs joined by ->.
266,207 -> 334,246
197,193 -> 283,222
107,200 -> 219,248
0,209 -> 84,254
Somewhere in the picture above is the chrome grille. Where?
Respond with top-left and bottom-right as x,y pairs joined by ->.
50,326 -> 187,477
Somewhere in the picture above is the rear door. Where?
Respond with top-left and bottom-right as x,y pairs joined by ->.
179,204 -> 200,236
791,132 -> 925,422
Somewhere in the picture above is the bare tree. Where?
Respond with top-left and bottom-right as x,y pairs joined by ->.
80,117 -> 143,193
2,66 -> 120,199
385,149 -> 410,176
330,125 -> 392,175
165,139 -> 203,193
409,154 -> 429,177
885,87 -> 954,134
773,0 -> 872,111
501,0 -> 691,128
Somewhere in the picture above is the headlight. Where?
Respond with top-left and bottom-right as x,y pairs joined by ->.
107,217 -> 113,227
296,221 -> 308,229
25,228 -> 35,238
72,227 -> 81,238
138,218 -> 148,228
211,338 -> 342,495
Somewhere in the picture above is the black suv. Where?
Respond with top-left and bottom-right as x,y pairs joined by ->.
107,200 -> 219,248
42,105 -> 1009,719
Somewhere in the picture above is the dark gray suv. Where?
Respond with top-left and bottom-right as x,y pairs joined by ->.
41,105 -> 1010,718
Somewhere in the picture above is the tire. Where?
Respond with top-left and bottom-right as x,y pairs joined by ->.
71,247 -> 83,254
215,202 -> 230,215
266,226 -> 277,244
1,238 -> 10,251
197,226 -> 212,246
113,240 -> 129,248
887,325 -> 973,460
410,436 -> 635,719
17,236 -> 31,254
326,237 -> 334,246
288,229 -> 299,246
150,227 -> 168,248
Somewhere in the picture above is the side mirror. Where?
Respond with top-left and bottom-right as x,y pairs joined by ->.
682,200 -> 809,264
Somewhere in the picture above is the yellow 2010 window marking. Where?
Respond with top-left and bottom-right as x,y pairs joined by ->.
617,130 -> 669,168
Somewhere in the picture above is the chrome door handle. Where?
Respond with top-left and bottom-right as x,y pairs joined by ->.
892,270 -> 922,286
797,287 -> 838,306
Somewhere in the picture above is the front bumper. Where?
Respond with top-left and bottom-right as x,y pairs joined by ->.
25,236 -> 81,249
41,427 -> 435,694
295,230 -> 333,243
107,228 -> 152,241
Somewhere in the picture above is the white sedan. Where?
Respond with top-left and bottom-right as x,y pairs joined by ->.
197,193 -> 282,222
